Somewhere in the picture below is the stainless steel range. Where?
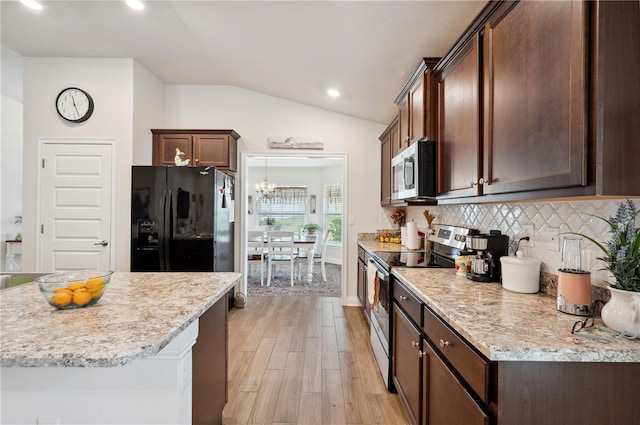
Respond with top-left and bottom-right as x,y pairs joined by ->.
367,224 -> 474,391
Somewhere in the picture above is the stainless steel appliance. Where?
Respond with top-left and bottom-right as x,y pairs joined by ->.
367,254 -> 392,389
367,224 -> 472,391
464,230 -> 509,283
131,166 -> 234,272
391,139 -> 436,202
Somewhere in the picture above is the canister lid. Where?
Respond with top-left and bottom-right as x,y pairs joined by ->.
500,252 -> 541,267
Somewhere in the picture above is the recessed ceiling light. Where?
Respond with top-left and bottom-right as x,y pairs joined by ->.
126,0 -> 145,10
327,88 -> 341,98
20,0 -> 43,10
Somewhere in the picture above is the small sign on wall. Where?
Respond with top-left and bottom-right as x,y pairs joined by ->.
268,136 -> 324,150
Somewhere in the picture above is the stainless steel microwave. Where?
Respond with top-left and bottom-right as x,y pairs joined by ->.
391,139 -> 437,201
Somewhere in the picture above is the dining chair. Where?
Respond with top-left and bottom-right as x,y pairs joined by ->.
298,229 -> 333,282
247,230 -> 268,286
279,225 -> 301,238
266,231 -> 298,287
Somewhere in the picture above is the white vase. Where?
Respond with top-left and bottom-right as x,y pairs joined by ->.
601,286 -> 640,337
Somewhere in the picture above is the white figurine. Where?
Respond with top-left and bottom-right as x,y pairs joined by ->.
174,148 -> 191,166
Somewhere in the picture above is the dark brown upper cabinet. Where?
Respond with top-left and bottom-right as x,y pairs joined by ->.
482,0 -> 588,195
380,117 -> 400,206
434,0 -> 640,203
437,35 -> 482,199
396,58 -> 440,154
152,129 -> 240,172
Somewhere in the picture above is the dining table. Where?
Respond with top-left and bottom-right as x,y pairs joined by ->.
249,233 -> 318,283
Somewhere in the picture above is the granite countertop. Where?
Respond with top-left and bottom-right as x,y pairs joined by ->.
358,238 -> 639,362
0,272 -> 240,368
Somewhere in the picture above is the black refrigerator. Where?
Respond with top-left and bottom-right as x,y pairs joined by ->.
131,166 -> 234,272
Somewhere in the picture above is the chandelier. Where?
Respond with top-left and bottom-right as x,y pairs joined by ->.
255,157 -> 276,200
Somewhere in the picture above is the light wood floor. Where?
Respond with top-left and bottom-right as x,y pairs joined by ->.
222,296 -> 411,425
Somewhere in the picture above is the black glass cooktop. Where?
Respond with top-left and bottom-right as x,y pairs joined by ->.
372,250 -> 455,269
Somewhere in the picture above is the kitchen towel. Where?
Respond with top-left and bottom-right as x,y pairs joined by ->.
406,221 -> 421,250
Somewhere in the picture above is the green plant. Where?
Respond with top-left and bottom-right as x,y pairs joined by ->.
303,223 -> 321,232
569,200 -> 640,292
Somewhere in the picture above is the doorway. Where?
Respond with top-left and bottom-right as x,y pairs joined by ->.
38,139 -> 116,272
240,152 -> 347,302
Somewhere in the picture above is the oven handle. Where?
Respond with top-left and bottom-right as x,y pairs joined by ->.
367,257 -> 389,280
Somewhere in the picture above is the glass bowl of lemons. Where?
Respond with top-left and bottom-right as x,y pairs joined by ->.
37,270 -> 113,310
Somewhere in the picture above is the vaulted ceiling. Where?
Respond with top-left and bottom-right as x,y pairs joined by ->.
1,1 -> 487,124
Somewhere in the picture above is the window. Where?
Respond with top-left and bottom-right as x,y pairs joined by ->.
257,186 -> 307,227
324,184 -> 342,244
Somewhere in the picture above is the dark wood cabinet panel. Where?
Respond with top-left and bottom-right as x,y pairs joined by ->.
192,295 -> 228,425
393,304 -> 422,425
357,248 -> 367,316
398,96 -> 411,152
498,361 -> 640,425
152,133 -> 193,166
591,0 -> 640,197
152,129 -> 240,172
437,35 -> 482,198
380,117 -> 399,206
422,338 -> 489,425
396,59 -> 440,152
482,0 -> 587,194
423,305 -> 489,402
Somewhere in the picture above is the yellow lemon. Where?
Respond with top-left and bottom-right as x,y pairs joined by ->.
53,287 -> 72,295
90,288 -> 104,300
51,292 -> 72,307
72,290 -> 92,306
67,281 -> 86,291
86,278 -> 104,292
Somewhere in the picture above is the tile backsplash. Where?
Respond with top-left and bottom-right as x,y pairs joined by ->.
381,198 -> 640,288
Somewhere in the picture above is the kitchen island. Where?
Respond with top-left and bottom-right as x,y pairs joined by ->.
0,272 -> 240,424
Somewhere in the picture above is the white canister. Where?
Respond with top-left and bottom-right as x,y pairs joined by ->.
500,252 -> 541,293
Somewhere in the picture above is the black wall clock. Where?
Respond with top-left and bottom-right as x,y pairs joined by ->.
55,87 -> 94,123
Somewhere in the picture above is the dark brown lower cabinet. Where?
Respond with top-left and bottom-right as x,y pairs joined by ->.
392,304 -> 422,425
192,295 -> 228,425
422,338 -> 489,425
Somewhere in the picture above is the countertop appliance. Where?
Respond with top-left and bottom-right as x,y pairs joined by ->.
391,139 -> 436,202
557,237 -> 592,316
464,231 -> 509,283
367,224 -> 472,392
131,166 -> 234,272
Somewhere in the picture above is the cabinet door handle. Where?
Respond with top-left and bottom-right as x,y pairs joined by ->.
439,339 -> 450,348
195,158 -> 199,163
94,240 -> 108,246
418,350 -> 425,358
470,181 -> 477,188
399,295 -> 408,301
411,340 -> 419,348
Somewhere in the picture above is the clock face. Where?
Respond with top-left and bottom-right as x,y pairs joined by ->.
56,87 -> 94,123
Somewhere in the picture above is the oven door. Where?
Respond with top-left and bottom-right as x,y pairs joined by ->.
367,257 -> 392,389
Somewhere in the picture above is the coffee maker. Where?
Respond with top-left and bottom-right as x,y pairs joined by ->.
464,230 -> 510,282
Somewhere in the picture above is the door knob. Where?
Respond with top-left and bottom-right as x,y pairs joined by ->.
94,240 -> 109,246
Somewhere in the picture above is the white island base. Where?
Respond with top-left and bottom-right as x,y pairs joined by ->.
1,320 -> 198,425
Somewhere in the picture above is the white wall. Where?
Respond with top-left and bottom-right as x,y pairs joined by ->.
1,46 -> 24,270
132,61 -> 165,165
165,85 -> 384,302
21,58 -> 152,272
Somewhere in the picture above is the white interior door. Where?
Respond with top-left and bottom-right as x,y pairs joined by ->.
39,141 -> 114,272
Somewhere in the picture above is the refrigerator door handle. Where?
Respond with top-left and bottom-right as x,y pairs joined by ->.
158,190 -> 167,271
163,189 -> 172,271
